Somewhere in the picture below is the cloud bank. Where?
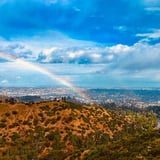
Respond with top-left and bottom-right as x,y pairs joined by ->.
0,32 -> 160,72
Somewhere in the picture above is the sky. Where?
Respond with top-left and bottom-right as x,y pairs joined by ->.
0,0 -> 160,88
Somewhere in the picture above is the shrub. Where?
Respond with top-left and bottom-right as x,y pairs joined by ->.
9,122 -> 19,128
46,132 -> 55,141
51,118 -> 57,124
5,112 -> 10,117
40,105 -> 50,111
33,119 -> 39,126
12,110 -> 18,115
0,122 -> 6,128
1,119 -> 7,123
56,116 -> 61,121
38,113 -> 44,117
10,132 -> 20,141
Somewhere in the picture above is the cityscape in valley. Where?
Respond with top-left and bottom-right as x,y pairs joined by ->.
1,87 -> 160,107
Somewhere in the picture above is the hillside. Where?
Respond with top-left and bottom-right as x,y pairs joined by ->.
0,100 -> 158,160
84,129 -> 160,160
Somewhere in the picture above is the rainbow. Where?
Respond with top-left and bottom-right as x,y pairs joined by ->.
0,52 -> 92,103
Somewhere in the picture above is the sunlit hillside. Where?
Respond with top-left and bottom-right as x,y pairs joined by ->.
0,100 -> 159,160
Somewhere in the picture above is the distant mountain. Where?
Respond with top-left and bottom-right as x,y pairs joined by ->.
16,95 -> 43,102
0,100 -> 158,160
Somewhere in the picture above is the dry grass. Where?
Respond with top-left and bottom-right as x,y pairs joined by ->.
0,100 -> 132,157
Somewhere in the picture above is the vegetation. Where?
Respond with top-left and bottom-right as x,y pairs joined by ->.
84,129 -> 160,160
146,105 -> 160,119
0,100 -> 159,159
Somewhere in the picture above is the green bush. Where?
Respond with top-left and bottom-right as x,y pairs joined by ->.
12,110 -> 18,115
5,112 -> 10,117
0,122 -> 6,128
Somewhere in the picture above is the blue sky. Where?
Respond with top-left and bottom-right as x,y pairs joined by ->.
0,0 -> 160,88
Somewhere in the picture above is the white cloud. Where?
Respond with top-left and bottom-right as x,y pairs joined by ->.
114,26 -> 127,32
68,52 -> 76,58
91,53 -> 101,59
106,54 -> 114,61
34,39 -> 134,64
107,44 -> 132,54
34,38 -> 160,73
43,47 -> 58,56
113,42 -> 160,70
1,80 -> 8,84
136,29 -> 160,39
37,46 -> 111,63
0,38 -> 36,60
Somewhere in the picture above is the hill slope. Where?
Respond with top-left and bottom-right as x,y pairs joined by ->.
0,100 -> 158,160
84,129 -> 160,160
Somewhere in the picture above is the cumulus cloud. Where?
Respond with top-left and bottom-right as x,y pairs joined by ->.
0,36 -> 160,87
55,42 -> 160,72
0,38 -> 38,61
37,46 -> 115,64
35,39 -> 160,75
0,30 -> 160,76
136,29 -> 160,40
113,42 -> 160,70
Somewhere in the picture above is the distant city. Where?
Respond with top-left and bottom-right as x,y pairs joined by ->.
1,87 -> 160,108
